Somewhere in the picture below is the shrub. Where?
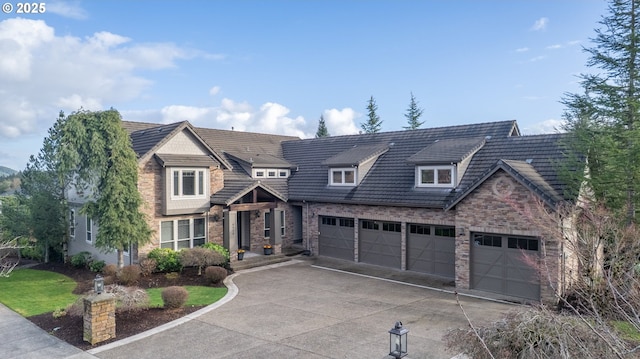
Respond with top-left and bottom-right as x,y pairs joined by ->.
65,297 -> 85,317
139,258 -> 157,277
204,265 -> 227,284
70,251 -> 91,268
161,286 -> 189,309
179,247 -> 226,275
103,263 -> 118,277
20,246 -> 43,261
106,284 -> 150,311
147,248 -> 182,273
117,265 -> 141,286
89,260 -> 105,273
201,243 -> 230,262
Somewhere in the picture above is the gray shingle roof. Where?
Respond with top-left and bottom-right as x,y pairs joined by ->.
283,120 -> 523,208
321,144 -> 389,166
225,152 -> 294,168
123,121 -> 185,158
407,136 -> 486,164
154,154 -> 219,167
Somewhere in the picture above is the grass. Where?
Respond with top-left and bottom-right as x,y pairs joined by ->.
146,286 -> 228,307
0,269 -> 79,317
612,321 -> 640,343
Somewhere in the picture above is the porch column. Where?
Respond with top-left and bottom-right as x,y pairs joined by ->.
223,210 -> 238,254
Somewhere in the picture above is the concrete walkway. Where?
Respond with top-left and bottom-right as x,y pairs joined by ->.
1,258 -> 519,359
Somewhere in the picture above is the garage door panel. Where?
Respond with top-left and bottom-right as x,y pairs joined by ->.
359,222 -> 401,268
407,225 -> 455,279
472,233 -> 540,301
319,216 -> 354,260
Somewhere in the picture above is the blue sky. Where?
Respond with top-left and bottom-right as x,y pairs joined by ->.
0,0 -> 609,171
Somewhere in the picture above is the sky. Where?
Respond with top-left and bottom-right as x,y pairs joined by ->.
0,0 -> 611,171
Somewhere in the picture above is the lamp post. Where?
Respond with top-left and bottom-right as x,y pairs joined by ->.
388,321 -> 409,358
94,274 -> 105,294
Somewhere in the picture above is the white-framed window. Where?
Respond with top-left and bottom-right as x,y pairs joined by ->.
160,218 -> 206,250
252,168 -> 289,179
264,212 -> 271,238
86,217 -> 93,244
329,168 -> 356,186
69,209 -> 75,238
172,168 -> 207,199
416,165 -> 455,188
280,210 -> 285,237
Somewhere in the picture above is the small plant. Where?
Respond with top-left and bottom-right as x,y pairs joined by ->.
106,284 -> 150,311
165,272 -> 179,280
263,244 -> 272,249
89,260 -> 105,273
201,242 -> 230,262
237,248 -> 245,253
204,265 -> 227,284
147,248 -> 182,273
117,265 -> 141,285
65,297 -> 85,317
70,251 -> 91,268
161,286 -> 189,309
139,258 -> 157,277
52,308 -> 66,318
103,263 -> 118,277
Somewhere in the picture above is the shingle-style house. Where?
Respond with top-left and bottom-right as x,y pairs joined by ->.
67,119 -> 571,303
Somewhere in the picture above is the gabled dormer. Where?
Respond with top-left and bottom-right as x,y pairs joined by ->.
407,137 -> 486,189
322,144 -> 389,187
225,152 -> 295,179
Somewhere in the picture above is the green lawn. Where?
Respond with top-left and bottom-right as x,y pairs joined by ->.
147,286 -> 227,307
0,269 -> 79,317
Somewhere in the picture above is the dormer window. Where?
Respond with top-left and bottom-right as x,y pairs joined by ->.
417,165 -> 455,188
172,168 -> 207,198
330,168 -> 356,186
252,168 -> 289,179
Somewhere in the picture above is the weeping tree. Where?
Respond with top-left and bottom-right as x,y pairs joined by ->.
561,0 -> 640,224
59,109 -> 152,268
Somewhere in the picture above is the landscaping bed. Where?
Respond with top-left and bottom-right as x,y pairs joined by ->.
25,261 -> 225,350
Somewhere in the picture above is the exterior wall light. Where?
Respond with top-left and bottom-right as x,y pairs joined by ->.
94,274 -> 105,294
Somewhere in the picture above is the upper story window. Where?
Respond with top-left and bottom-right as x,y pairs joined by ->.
253,168 -> 289,179
172,168 -> 207,199
86,217 -> 93,244
329,168 -> 356,186
69,209 -> 76,238
417,165 -> 455,188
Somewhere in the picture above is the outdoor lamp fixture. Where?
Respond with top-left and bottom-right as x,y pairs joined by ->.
94,274 -> 105,294
389,321 -> 409,358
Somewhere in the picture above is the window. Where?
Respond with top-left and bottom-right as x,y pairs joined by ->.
409,224 -> 430,235
508,237 -> 539,251
264,212 -> 271,237
473,234 -> 502,247
383,222 -> 401,232
339,218 -> 354,227
86,217 -> 93,244
252,168 -> 289,179
172,169 -> 206,198
160,218 -> 206,250
322,217 -> 336,226
361,220 -> 379,230
330,168 -> 356,186
434,226 -> 456,237
417,166 -> 455,187
280,211 -> 285,237
69,209 -> 75,238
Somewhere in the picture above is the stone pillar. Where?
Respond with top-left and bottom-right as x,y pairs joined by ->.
83,293 -> 116,345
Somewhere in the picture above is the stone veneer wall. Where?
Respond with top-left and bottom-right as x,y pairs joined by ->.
248,203 -> 295,253
136,159 -> 226,258
454,170 -> 564,304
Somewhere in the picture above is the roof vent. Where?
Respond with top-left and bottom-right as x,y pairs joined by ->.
485,135 -> 492,140
389,142 -> 395,147
526,158 -> 533,164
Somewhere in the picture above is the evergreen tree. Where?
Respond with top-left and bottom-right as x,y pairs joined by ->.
403,92 -> 425,130
59,109 -> 152,267
315,115 -> 330,138
561,0 -> 640,223
361,96 -> 383,134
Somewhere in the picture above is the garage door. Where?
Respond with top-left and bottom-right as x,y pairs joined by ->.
318,216 -> 355,260
407,224 -> 455,279
359,220 -> 401,268
471,233 -> 540,301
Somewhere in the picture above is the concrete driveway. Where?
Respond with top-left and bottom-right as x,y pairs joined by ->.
90,259 -> 516,359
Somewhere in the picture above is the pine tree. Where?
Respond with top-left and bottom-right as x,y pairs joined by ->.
562,0 -> 640,223
361,96 -> 383,134
403,92 -> 425,130
315,115 -> 330,138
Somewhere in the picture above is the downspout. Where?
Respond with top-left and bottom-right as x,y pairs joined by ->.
305,200 -> 310,253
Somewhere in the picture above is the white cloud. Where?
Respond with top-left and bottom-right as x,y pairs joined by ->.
323,108 -> 360,136
531,17 -> 549,31
209,86 -> 221,96
47,1 -> 88,20
546,44 -> 562,50
528,55 -> 547,62
0,18 -> 200,139
523,119 -> 564,134
515,47 -> 529,53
